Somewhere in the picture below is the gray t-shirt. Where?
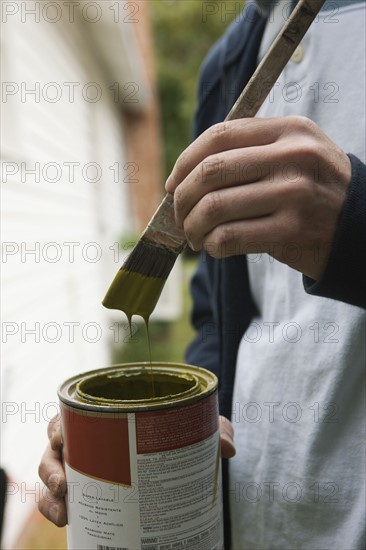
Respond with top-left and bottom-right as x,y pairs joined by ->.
229,1 -> 366,548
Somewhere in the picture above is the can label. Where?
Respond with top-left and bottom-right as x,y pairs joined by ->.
62,392 -> 223,550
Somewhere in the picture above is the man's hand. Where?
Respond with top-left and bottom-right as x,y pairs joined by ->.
38,417 -> 67,526
38,414 -> 235,526
166,116 -> 352,280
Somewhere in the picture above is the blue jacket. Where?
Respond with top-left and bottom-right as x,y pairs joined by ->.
185,2 -> 366,547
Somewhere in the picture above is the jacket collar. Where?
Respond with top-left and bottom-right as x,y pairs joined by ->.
221,0 -> 263,70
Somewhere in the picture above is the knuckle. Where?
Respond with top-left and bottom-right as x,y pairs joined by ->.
209,122 -> 230,144
217,224 -> 235,246
280,137 -> 319,168
201,154 -> 225,182
288,115 -> 316,133
201,191 -> 223,220
209,224 -> 237,257
297,141 -> 317,162
173,185 -> 184,211
284,116 -> 320,148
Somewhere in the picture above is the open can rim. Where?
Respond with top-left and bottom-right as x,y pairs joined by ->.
58,362 -> 218,412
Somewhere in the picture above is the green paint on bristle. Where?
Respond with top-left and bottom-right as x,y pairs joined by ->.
102,268 -> 166,323
102,268 -> 167,399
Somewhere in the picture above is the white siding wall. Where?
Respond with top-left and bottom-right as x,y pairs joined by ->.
0,1 -> 150,545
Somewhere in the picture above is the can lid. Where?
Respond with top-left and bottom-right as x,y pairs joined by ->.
58,363 -> 218,412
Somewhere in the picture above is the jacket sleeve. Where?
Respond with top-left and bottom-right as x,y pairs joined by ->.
303,154 -> 366,309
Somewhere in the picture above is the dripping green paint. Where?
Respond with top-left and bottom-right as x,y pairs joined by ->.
102,268 -> 167,397
102,268 -> 166,323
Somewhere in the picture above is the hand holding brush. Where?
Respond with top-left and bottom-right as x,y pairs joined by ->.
102,0 -> 327,320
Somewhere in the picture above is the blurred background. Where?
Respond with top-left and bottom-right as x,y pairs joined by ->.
1,1 -> 238,547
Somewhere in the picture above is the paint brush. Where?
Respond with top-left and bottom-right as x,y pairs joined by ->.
102,193 -> 186,322
102,0 -> 326,320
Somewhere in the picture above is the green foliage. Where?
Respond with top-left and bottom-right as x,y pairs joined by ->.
150,0 -> 242,177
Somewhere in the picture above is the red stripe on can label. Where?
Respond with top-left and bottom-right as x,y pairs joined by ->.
136,393 -> 218,454
62,407 -> 131,486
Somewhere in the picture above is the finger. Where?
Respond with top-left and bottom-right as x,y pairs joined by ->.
183,181 -> 281,251
47,415 -> 62,451
38,488 -> 67,527
38,444 -> 67,498
202,215 -> 284,259
219,416 -> 236,458
166,117 -> 286,192
173,144 -> 282,228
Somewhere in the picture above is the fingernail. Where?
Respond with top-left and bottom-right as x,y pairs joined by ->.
187,239 -> 197,251
221,432 -> 234,446
165,176 -> 173,192
221,432 -> 236,456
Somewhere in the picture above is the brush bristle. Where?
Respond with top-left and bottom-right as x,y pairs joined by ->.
123,238 -> 178,279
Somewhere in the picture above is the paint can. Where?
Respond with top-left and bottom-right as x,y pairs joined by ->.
58,362 -> 223,550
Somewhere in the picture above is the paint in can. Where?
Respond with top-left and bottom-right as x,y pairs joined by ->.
58,362 -> 223,550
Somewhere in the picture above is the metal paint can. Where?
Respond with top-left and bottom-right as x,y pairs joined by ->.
58,362 -> 223,550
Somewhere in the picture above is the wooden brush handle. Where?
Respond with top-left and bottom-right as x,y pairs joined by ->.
226,0 -> 326,120
150,0 -> 326,252
144,192 -> 187,253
